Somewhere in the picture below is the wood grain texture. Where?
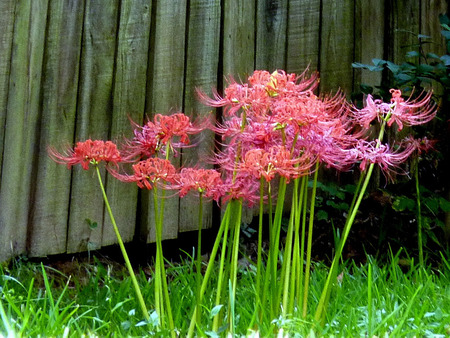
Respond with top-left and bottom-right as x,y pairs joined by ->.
223,0 -> 256,78
256,0 -> 288,71
286,0 -> 320,74
319,0 -> 354,94
67,0 -> 119,253
0,0 -> 49,261
102,0 -> 152,247
179,0 -> 221,232
29,0 -> 85,257
354,0 -> 385,91
0,0 -> 16,181
144,0 -> 187,242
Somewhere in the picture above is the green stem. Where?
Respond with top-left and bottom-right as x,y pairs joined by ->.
314,118 -> 388,323
302,161 -> 320,318
281,177 -> 299,316
229,199 -> 243,335
414,161 -> 424,268
196,193 -> 204,325
188,203 -> 231,337
95,166 -> 149,321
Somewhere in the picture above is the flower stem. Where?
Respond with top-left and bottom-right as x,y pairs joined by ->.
414,161 -> 424,268
314,119 -> 388,323
302,160 -> 320,318
95,166 -> 149,321
196,193 -> 204,325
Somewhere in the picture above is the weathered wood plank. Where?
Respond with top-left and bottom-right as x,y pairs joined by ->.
29,0 -> 85,257
319,0 -> 354,94
286,0 -> 320,74
389,0 -> 420,65
144,0 -> 187,242
0,0 -> 49,261
0,0 -> 16,184
353,0 -> 385,91
102,0 -> 152,247
420,0 -> 447,94
67,0 -> 119,254
255,0 -> 288,71
179,0 -> 221,233
223,0 -> 256,223
223,0 -> 256,77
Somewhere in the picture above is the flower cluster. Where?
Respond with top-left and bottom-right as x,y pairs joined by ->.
49,70 -> 437,204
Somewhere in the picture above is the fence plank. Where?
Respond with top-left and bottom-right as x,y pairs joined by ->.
67,0 -> 119,253
29,0 -> 85,257
0,0 -> 15,183
286,0 -> 320,74
354,0 -> 385,91
223,0 -> 256,223
389,0 -> 420,66
223,0 -> 256,77
319,0 -> 354,94
179,0 -> 221,232
144,0 -> 187,242
255,0 -> 288,71
101,0 -> 152,247
0,1 -> 49,261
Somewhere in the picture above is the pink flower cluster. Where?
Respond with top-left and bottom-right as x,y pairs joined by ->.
49,69 -> 437,203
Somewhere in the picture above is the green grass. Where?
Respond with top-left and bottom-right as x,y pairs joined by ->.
1,252 -> 449,337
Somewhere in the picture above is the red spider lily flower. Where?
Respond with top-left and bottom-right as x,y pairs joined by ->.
48,139 -> 121,170
240,146 -> 313,182
172,168 -> 224,201
355,139 -> 416,181
112,158 -> 176,190
354,89 -> 436,131
403,136 -> 437,155
220,172 -> 260,206
123,113 -> 205,160
197,70 -> 319,118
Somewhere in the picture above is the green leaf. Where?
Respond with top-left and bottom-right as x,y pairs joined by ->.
210,304 -> 223,318
386,61 -> 400,73
441,30 -> 450,39
316,209 -> 329,221
372,58 -> 387,66
439,197 -> 450,212
440,55 -> 450,66
392,196 -> 415,212
426,52 -> 440,59
396,73 -> 414,82
417,64 -> 435,73
85,218 -> 98,229
424,198 -> 439,214
406,51 -> 419,58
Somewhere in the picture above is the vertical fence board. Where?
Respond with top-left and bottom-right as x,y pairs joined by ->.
223,0 -> 256,223
29,0 -> 85,256
319,0 -> 354,94
145,0 -> 187,242
67,0 -> 119,253
286,0 -> 320,74
353,0 -> 385,91
102,0 -> 152,247
389,0 -> 420,65
421,0 -> 448,94
0,1 -> 49,261
255,0 -> 288,70
223,0 -> 256,77
179,0 -> 221,232
0,0 -> 15,181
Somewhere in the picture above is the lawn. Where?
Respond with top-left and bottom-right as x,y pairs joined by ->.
1,250 -> 449,337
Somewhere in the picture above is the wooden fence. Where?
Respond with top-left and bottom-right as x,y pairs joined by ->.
0,0 -> 447,262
